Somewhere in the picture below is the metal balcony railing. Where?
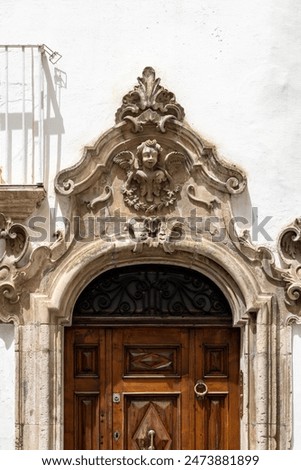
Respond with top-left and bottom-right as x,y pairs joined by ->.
0,44 -> 63,185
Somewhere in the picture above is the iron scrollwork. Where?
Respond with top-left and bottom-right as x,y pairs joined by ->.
74,265 -> 231,320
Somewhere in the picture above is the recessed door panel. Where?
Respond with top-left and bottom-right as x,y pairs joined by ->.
124,394 -> 180,450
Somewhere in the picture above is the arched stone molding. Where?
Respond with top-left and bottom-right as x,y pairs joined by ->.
45,239 -> 258,326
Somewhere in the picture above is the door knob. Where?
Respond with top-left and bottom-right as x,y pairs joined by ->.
194,379 -> 208,399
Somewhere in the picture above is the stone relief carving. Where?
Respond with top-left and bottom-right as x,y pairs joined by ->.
113,139 -> 191,214
0,211 -> 67,315
278,218 -> 301,309
55,67 -> 247,209
87,185 -> 113,211
0,213 -> 30,304
229,217 -> 301,315
186,184 -> 220,212
0,213 -> 29,264
279,217 -> 301,262
115,66 -> 185,132
127,216 -> 184,253
2,66 -> 301,326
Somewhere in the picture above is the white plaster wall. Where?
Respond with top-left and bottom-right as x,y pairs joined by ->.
0,0 -> 301,449
0,324 -> 15,449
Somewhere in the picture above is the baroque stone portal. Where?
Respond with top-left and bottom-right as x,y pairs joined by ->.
1,66 -> 300,450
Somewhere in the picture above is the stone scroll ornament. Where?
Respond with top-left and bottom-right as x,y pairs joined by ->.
115,66 -> 185,132
113,139 -> 188,214
0,211 -> 67,311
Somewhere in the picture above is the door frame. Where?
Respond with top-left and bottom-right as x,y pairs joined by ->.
14,243 -> 288,449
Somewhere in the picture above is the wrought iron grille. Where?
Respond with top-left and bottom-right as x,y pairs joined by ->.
74,265 -> 231,322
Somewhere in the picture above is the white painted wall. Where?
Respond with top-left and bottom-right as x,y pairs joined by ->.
0,324 -> 15,449
0,0 -> 301,448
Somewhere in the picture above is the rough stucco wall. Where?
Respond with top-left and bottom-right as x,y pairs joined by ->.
0,0 -> 301,449
0,324 -> 15,450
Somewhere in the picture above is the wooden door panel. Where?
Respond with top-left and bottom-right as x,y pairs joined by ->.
64,328 -> 107,449
202,394 -> 228,450
113,327 -> 189,380
124,346 -> 181,377
65,326 -> 240,450
194,328 -> 240,449
124,394 -> 180,450
74,393 -> 100,450
74,345 -> 99,377
111,327 -> 191,449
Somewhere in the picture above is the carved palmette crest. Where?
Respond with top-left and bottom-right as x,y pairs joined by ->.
115,66 -> 185,132
114,139 -> 191,214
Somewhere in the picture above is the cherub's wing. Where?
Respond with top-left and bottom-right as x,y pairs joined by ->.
164,151 -> 187,176
113,151 -> 136,174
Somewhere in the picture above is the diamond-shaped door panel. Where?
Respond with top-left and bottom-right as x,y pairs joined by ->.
131,351 -> 173,370
125,346 -> 180,376
125,395 -> 179,450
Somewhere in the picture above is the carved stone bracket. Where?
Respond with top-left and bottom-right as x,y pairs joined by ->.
0,213 -> 30,265
0,213 -> 68,318
278,218 -> 301,309
278,217 -> 301,262
0,213 -> 30,305
193,145 -> 247,195
230,219 -> 301,313
0,215 -> 28,305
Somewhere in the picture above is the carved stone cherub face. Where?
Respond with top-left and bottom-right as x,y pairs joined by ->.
136,140 -> 163,171
142,146 -> 158,169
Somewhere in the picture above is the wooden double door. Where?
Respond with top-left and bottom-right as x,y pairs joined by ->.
64,326 -> 240,450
